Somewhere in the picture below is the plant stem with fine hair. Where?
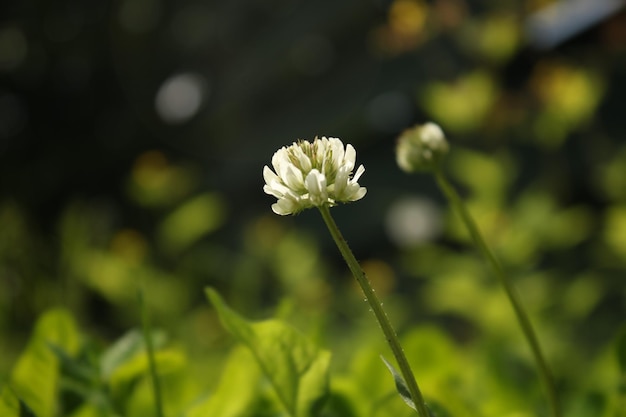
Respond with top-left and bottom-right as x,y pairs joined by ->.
434,170 -> 561,417
318,205 -> 429,417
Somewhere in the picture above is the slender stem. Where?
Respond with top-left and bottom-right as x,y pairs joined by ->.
139,289 -> 165,417
318,205 -> 429,417
434,170 -> 561,417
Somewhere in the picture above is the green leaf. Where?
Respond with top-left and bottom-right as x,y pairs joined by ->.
100,329 -> 166,381
157,193 -> 226,254
184,346 -> 262,417
10,309 -> 80,417
18,399 -> 38,417
616,325 -> 626,375
99,328 -> 183,404
67,403 -> 123,417
426,400 -> 455,417
0,385 -> 19,417
48,343 -> 99,387
109,349 -> 185,396
206,288 -> 331,417
380,355 -> 417,412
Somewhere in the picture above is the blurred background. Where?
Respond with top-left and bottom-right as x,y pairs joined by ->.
1,0 -> 626,406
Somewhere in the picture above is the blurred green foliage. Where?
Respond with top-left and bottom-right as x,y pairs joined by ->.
1,0 -> 626,415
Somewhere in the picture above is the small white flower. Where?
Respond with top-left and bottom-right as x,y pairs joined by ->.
263,137 -> 367,215
396,122 -> 449,173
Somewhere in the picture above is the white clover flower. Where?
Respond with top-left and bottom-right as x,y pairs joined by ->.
263,137 -> 367,215
396,122 -> 449,173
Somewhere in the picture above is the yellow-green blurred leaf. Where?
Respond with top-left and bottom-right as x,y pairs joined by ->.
100,329 -> 165,380
531,63 -> 605,149
421,71 -> 497,134
127,151 -> 196,207
109,349 -> 185,394
184,346 -> 262,417
604,205 -> 626,259
10,309 -> 80,417
600,146 -> 626,201
0,385 -> 19,417
206,288 -> 331,417
158,193 -> 226,254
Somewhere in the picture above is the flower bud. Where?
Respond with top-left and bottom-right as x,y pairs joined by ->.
396,122 -> 449,173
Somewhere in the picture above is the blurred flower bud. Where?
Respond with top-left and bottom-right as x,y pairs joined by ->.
396,122 -> 449,173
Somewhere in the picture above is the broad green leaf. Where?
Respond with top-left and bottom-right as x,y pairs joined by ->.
184,346 -> 261,417
10,309 -> 80,417
206,288 -> 331,417
0,385 -> 19,417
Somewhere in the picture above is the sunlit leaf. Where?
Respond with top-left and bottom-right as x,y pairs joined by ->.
67,403 -> 122,417
472,13 -> 520,63
127,151 -> 196,207
110,349 -> 184,393
530,62 -> 605,148
616,325 -> 626,375
0,385 -> 19,417
604,205 -> 626,260
206,288 -> 331,417
10,309 -> 80,417
421,71 -> 497,134
158,193 -> 226,254
100,329 -> 165,380
184,346 -> 262,417
99,327 -> 184,400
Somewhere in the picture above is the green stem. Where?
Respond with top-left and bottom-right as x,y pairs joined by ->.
318,205 -> 429,417
139,289 -> 165,417
434,170 -> 561,417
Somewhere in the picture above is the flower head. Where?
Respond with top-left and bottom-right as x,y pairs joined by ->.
396,122 -> 449,173
263,137 -> 367,215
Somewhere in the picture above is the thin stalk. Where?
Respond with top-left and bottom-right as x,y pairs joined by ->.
318,205 -> 429,417
434,170 -> 561,417
139,290 -> 165,417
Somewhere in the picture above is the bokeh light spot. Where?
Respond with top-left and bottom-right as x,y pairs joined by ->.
155,72 -> 208,124
385,197 -> 443,247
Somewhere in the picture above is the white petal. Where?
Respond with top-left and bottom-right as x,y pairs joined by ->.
263,165 -> 280,186
272,199 -> 295,215
263,182 -> 288,198
305,169 -> 328,206
281,162 -> 304,191
352,165 -> 365,182
350,187 -> 367,201
333,165 -> 350,199
271,147 -> 288,173
315,138 -> 327,166
328,138 -> 345,170
292,146 -> 312,172
343,144 -> 356,170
